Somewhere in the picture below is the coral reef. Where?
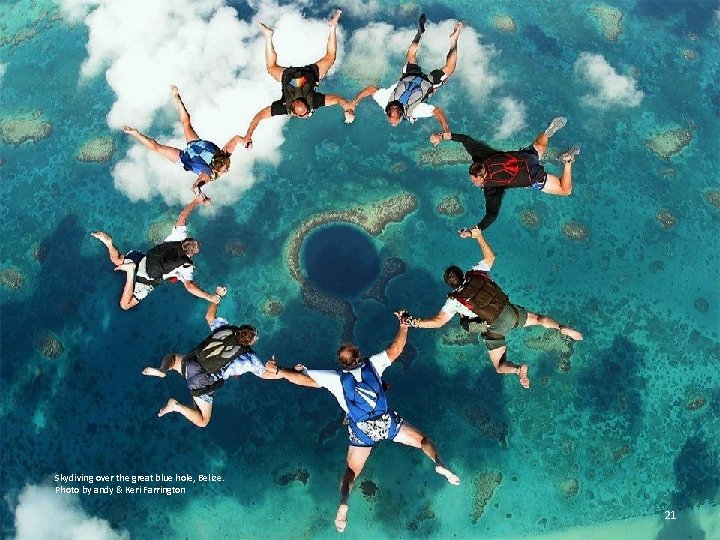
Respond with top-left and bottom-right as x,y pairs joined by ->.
524,330 -> 574,356
436,194 -> 464,217
38,332 -> 64,359
0,111 -> 52,145
407,502 -> 435,532
285,194 -> 418,340
703,189 -> 720,211
362,257 -> 407,304
441,326 -> 478,346
470,472 -> 502,523
521,208 -> 542,229
682,49 -> 697,62
685,396 -> 707,411
389,161 -> 408,175
491,15 -> 516,32
145,213 -> 176,245
560,478 -> 580,497
417,146 -> 469,167
224,240 -> 247,258
562,222 -> 589,241
694,298 -> 709,313
0,267 -> 25,291
655,210 -> 677,230
588,4 -> 623,40
276,468 -> 310,486
360,480 -> 378,498
0,27 -> 39,47
463,405 -> 508,447
76,137 -> 115,162
612,444 -> 632,462
318,416 -> 345,446
645,127 -> 693,160
262,297 -> 283,317
31,241 -> 50,263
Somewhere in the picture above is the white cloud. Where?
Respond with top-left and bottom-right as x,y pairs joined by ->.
58,0 -> 345,206
574,52 -> 643,108
0,62 -> 6,87
342,20 -> 499,101
13,485 -> 128,540
494,96 -> 527,139
58,2 -> 506,206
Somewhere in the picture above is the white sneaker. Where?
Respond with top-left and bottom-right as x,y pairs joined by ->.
559,144 -> 581,163
545,117 -> 567,138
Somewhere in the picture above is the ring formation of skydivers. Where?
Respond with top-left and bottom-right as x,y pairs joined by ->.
92,10 -> 583,533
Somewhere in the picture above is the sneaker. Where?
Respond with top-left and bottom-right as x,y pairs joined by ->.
544,116 -> 567,138
418,13 -> 427,33
559,145 -> 581,163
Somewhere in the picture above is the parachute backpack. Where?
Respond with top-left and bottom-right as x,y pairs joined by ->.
192,325 -> 254,375
340,361 -> 389,424
449,270 -> 509,325
144,241 -> 193,284
389,74 -> 434,119
281,66 -> 320,115
482,153 -> 531,186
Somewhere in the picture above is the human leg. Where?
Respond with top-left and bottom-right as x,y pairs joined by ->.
335,445 -> 372,533
488,346 -> 529,388
524,311 -> 583,340
258,22 -> 285,82
393,423 -> 460,485
91,231 -> 125,266
123,126 -> 181,163
114,261 -> 140,310
439,22 -> 463,77
532,117 -> 567,158
315,9 -> 342,79
170,85 -> 199,142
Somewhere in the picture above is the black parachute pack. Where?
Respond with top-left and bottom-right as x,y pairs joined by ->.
144,241 -> 192,283
282,66 -> 319,114
184,325 -> 254,397
448,270 -> 509,325
481,153 -> 531,187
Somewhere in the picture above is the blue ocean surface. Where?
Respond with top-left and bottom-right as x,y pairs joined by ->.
1,1 -> 718,539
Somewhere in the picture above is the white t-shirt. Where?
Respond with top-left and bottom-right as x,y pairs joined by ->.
306,351 -> 391,413
372,84 -> 435,122
440,260 -> 492,318
159,225 -> 194,282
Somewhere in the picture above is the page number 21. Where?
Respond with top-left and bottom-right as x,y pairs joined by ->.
665,511 -> 676,520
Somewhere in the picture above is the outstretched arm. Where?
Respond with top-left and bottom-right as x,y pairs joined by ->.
265,359 -> 322,388
411,310 -> 454,329
350,85 -> 378,107
205,286 -> 227,324
184,280 -> 221,304
475,188 -> 504,231
432,106 -> 450,133
176,194 -> 206,227
472,227 -> 495,269
225,106 -> 273,152
385,317 -> 410,363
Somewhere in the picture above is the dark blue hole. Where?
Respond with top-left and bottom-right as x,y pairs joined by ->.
302,225 -> 380,298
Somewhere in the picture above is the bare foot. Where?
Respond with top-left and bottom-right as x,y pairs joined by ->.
518,364 -> 530,389
258,22 -> 273,37
328,9 -> 342,27
114,261 -> 135,273
335,504 -> 348,533
158,399 -> 177,418
450,21 -> 463,39
435,465 -> 461,485
170,85 -> 179,98
122,126 -> 137,135
560,327 -> 583,341
90,231 -> 112,246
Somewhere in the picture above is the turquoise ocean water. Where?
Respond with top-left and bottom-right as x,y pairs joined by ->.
1,0 -> 719,539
